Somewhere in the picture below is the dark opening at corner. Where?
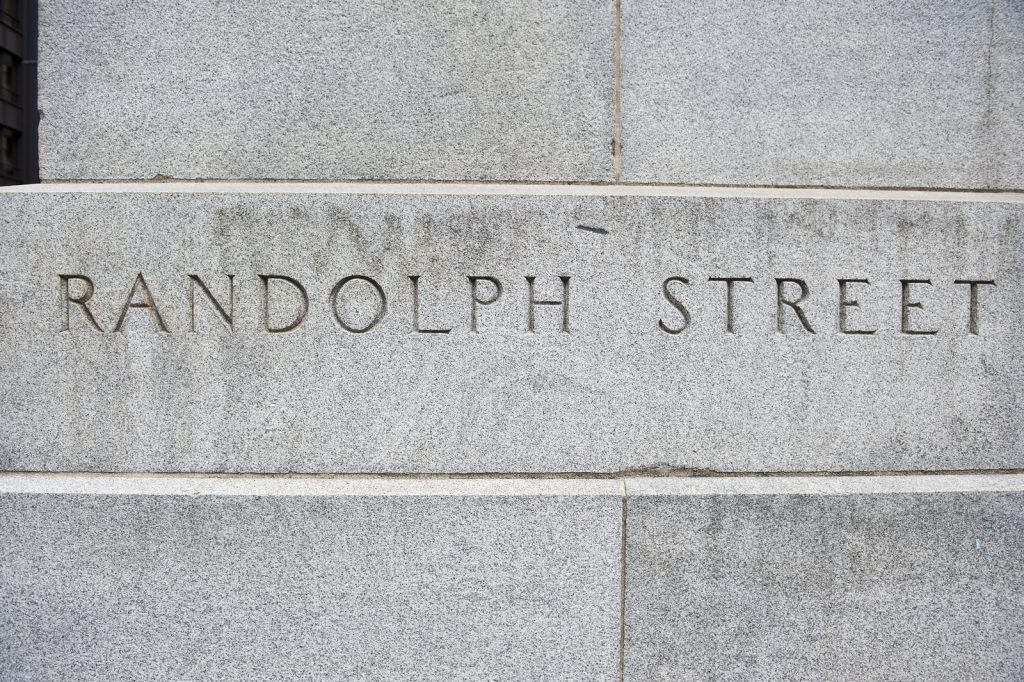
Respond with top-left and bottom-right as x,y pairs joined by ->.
0,0 -> 37,185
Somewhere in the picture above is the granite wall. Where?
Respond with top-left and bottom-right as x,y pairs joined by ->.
2,1 -> 1023,679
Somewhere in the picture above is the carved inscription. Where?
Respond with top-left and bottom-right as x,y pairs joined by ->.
469,276 -> 502,334
57,274 -> 573,335
333,275 -> 387,334
658,277 -> 996,335
837,279 -> 873,335
261,275 -> 308,333
59,275 -> 102,332
189,274 -> 234,332
56,273 -> 997,336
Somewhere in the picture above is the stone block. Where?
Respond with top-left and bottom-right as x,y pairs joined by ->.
624,475 -> 1024,681
38,0 -> 615,181
621,0 -> 1024,189
0,184 -> 1022,473
0,475 -> 622,681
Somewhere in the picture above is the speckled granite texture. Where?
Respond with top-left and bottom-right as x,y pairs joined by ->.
0,477 -> 622,682
621,0 -> 1024,189
624,476 -> 1024,681
38,0 -> 615,181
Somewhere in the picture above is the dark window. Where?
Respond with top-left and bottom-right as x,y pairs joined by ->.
0,0 -> 16,28
0,127 -> 18,180
0,52 -> 16,103
0,0 -> 34,184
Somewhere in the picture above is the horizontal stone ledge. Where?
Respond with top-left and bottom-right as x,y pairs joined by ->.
2,472 -> 1022,497
0,473 -> 623,498
626,473 -> 1024,496
2,189 -> 1022,474
8,181 -> 1024,202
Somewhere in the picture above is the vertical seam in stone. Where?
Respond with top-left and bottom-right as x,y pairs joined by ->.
613,0 -> 623,182
618,478 -> 627,681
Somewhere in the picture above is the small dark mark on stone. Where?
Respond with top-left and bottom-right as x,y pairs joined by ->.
576,224 -> 609,235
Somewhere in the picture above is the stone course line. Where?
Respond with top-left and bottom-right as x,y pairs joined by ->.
2,472 -> 1023,496
3,181 -> 1023,203
1,469 -> 1023,481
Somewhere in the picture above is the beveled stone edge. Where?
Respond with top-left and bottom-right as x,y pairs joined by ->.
0,473 -> 624,498
2,182 -> 1022,203
4,473 -> 1022,498
626,474 -> 1024,497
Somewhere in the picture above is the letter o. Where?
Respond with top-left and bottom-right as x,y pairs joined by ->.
331,275 -> 387,333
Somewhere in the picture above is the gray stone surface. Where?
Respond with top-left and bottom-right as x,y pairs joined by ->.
37,0 -> 615,182
0,475 -> 622,681
621,0 -> 1024,190
624,475 -> 1024,681
1,184 -> 1023,473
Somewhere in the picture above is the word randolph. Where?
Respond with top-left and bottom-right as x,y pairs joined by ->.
57,273 -> 996,335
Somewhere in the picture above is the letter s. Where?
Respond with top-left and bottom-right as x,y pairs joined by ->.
659,277 -> 691,334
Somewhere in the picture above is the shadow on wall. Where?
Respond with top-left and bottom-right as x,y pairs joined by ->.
0,0 -> 37,185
